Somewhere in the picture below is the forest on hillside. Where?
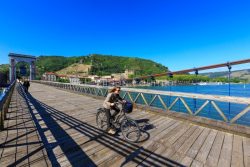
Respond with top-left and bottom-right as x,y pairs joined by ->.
35,54 -> 168,78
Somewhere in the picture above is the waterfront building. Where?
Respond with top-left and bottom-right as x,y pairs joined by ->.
43,72 -> 58,82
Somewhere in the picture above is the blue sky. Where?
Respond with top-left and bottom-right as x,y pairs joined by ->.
0,0 -> 249,71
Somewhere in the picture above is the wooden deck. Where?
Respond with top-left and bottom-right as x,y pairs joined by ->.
0,83 -> 250,167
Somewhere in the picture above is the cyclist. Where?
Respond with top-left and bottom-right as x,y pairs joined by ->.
103,86 -> 125,134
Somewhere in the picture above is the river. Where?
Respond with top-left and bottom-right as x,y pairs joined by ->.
131,84 -> 250,126
0,88 -> 5,100
137,84 -> 250,97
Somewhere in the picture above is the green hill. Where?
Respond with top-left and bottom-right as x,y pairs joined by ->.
36,54 -> 168,79
56,63 -> 92,76
201,69 -> 250,82
0,64 -> 9,73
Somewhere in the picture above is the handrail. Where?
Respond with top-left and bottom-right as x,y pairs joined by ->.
129,58 -> 250,80
122,88 -> 250,105
32,80 -> 250,126
0,81 -> 16,130
33,80 -> 250,104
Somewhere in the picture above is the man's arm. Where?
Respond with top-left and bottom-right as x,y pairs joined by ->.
104,93 -> 112,107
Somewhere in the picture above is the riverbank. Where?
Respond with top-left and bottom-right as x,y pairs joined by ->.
127,81 -> 249,87
133,84 -> 250,98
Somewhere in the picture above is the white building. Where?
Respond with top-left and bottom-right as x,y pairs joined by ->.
43,72 -> 58,82
68,76 -> 81,85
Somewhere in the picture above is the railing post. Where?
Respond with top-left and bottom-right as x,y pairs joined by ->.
0,107 -> 4,130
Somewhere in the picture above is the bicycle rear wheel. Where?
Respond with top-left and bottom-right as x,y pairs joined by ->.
121,118 -> 140,143
96,109 -> 109,131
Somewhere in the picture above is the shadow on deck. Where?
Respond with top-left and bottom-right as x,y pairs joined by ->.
12,84 -> 184,166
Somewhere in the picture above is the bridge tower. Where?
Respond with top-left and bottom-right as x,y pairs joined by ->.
9,53 -> 37,82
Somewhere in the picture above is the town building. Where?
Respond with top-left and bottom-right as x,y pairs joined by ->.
68,75 -> 82,85
42,72 -> 58,82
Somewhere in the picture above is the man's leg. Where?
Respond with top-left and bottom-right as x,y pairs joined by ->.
105,108 -> 116,134
111,106 -> 120,120
104,109 -> 111,129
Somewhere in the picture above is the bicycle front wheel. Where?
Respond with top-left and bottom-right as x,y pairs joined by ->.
121,118 -> 140,143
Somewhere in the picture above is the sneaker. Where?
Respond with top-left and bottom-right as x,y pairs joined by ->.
108,129 -> 116,135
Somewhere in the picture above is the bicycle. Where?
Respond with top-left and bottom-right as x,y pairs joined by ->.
96,101 -> 141,143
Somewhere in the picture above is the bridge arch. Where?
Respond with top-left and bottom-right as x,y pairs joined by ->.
9,53 -> 37,82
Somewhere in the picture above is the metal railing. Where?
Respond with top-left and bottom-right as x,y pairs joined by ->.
0,81 -> 16,130
33,80 -> 250,127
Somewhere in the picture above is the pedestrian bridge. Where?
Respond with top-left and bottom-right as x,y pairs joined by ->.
0,82 -> 250,167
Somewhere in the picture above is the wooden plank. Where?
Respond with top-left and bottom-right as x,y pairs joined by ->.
181,156 -> 193,166
195,129 -> 217,164
171,126 -> 204,162
20,90 -> 50,167
205,131 -> 224,167
231,135 -> 244,167
104,119 -> 177,167
186,128 -> 210,159
191,160 -> 204,167
161,122 -> 191,147
217,133 -> 233,167
133,122 -> 186,167
243,137 -> 250,167
78,113 -> 164,166
0,87 -> 50,167
144,123 -> 193,167
160,125 -> 198,159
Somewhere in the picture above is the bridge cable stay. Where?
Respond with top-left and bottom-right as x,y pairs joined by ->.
194,68 -> 199,112
194,68 -> 199,93
167,73 -> 173,108
227,62 -> 232,117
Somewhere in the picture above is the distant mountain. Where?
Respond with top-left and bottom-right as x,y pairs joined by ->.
201,69 -> 250,81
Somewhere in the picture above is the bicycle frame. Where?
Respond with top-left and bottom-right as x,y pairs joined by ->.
111,103 -> 129,127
